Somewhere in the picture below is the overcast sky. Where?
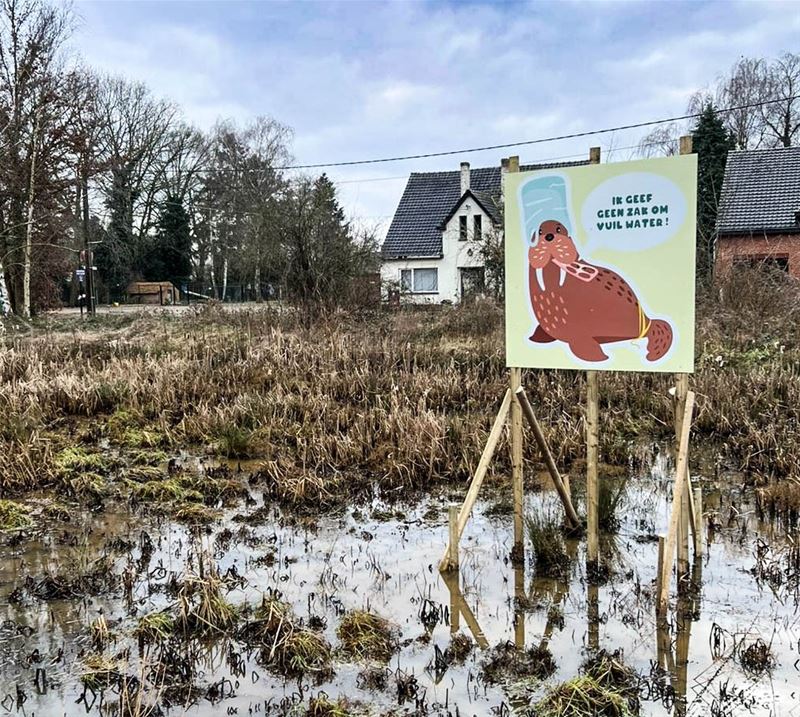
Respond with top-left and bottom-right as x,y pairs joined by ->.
73,0 -> 800,236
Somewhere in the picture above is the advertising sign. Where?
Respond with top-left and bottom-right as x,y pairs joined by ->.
504,155 -> 697,372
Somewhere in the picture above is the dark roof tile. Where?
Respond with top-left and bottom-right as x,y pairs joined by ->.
716,146 -> 800,235
382,161 -> 589,258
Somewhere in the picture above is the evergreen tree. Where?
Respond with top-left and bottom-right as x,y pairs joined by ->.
283,174 -> 376,310
692,103 -> 736,283
143,195 -> 192,285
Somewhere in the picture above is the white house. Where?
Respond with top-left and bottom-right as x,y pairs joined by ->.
380,156 -> 589,303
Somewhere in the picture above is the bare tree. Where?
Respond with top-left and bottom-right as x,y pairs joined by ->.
0,0 -> 73,317
762,52 -> 800,148
716,57 -> 769,149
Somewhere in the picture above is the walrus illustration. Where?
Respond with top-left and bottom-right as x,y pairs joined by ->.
527,219 -> 673,362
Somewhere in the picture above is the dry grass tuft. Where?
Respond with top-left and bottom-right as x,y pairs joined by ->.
2,269 -> 799,502
482,641 -> 558,683
336,610 -> 397,663
239,593 -> 333,678
526,511 -> 570,578
176,569 -> 238,636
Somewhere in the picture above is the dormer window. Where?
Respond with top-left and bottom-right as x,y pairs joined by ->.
459,215 -> 468,241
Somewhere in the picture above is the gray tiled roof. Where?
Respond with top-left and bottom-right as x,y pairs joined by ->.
381,161 -> 588,258
716,146 -> 800,236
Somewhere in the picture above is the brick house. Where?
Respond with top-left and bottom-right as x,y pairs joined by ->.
380,156 -> 589,303
715,146 -> 800,278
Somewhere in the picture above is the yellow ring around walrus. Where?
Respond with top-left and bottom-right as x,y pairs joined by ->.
637,303 -> 651,340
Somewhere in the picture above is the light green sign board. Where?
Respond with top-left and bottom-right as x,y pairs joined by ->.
504,155 -> 697,373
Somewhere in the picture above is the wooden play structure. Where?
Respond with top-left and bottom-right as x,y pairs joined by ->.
440,140 -> 702,632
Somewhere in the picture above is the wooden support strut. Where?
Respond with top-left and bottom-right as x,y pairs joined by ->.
514,387 -> 582,530
439,389 -> 512,571
586,370 -> 600,568
658,391 -> 696,612
510,368 -> 524,557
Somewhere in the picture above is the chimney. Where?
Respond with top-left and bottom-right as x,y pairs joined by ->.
500,158 -> 509,201
460,161 -> 470,195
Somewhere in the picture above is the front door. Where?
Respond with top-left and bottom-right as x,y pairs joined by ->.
460,267 -> 485,301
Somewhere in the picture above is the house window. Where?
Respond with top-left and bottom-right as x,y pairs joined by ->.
400,267 -> 438,293
459,215 -> 468,241
733,255 -> 789,272
473,215 -> 482,240
413,268 -> 438,292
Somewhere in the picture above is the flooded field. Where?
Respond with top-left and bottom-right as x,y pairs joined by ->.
1,448 -> 798,717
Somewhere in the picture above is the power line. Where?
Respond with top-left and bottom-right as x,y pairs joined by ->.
280,95 -> 799,170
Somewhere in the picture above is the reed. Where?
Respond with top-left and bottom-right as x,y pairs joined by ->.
1,268 -> 798,501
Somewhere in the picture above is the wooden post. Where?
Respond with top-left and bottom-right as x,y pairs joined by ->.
675,135 -> 693,581
514,563 -> 525,649
510,368 -> 524,559
693,487 -> 703,556
586,146 -> 602,572
675,373 -> 690,586
587,583 -> 600,652
655,535 -> 665,611
440,571 -> 489,649
659,392 -> 695,612
507,156 -> 524,560
515,388 -> 581,530
586,371 -> 600,571
448,506 -> 459,571
440,390 -> 512,571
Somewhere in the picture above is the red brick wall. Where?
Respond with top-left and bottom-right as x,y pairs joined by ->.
716,233 -> 800,279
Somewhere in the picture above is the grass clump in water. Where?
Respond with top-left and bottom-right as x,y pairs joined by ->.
239,593 -> 333,678
482,641 -> 557,684
336,610 -> 397,663
738,638 -> 776,676
0,499 -> 33,530
176,570 -> 238,637
598,478 -> 628,533
581,649 -> 640,712
306,694 -> 352,717
80,653 -> 122,691
134,611 -> 175,647
526,511 -> 569,578
534,675 -> 633,717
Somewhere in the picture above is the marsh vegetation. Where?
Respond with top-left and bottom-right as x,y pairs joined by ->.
0,266 -> 798,715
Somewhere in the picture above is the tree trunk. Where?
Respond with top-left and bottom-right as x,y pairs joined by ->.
22,106 -> 42,319
254,264 -> 261,303
82,160 -> 95,314
0,261 -> 12,316
222,256 -> 228,301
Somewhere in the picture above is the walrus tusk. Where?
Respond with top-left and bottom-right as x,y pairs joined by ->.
535,268 -> 546,292
558,267 -> 567,287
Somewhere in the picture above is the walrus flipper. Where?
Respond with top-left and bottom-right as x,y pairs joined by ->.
569,337 -> 608,362
529,325 -> 556,343
645,319 -> 673,361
